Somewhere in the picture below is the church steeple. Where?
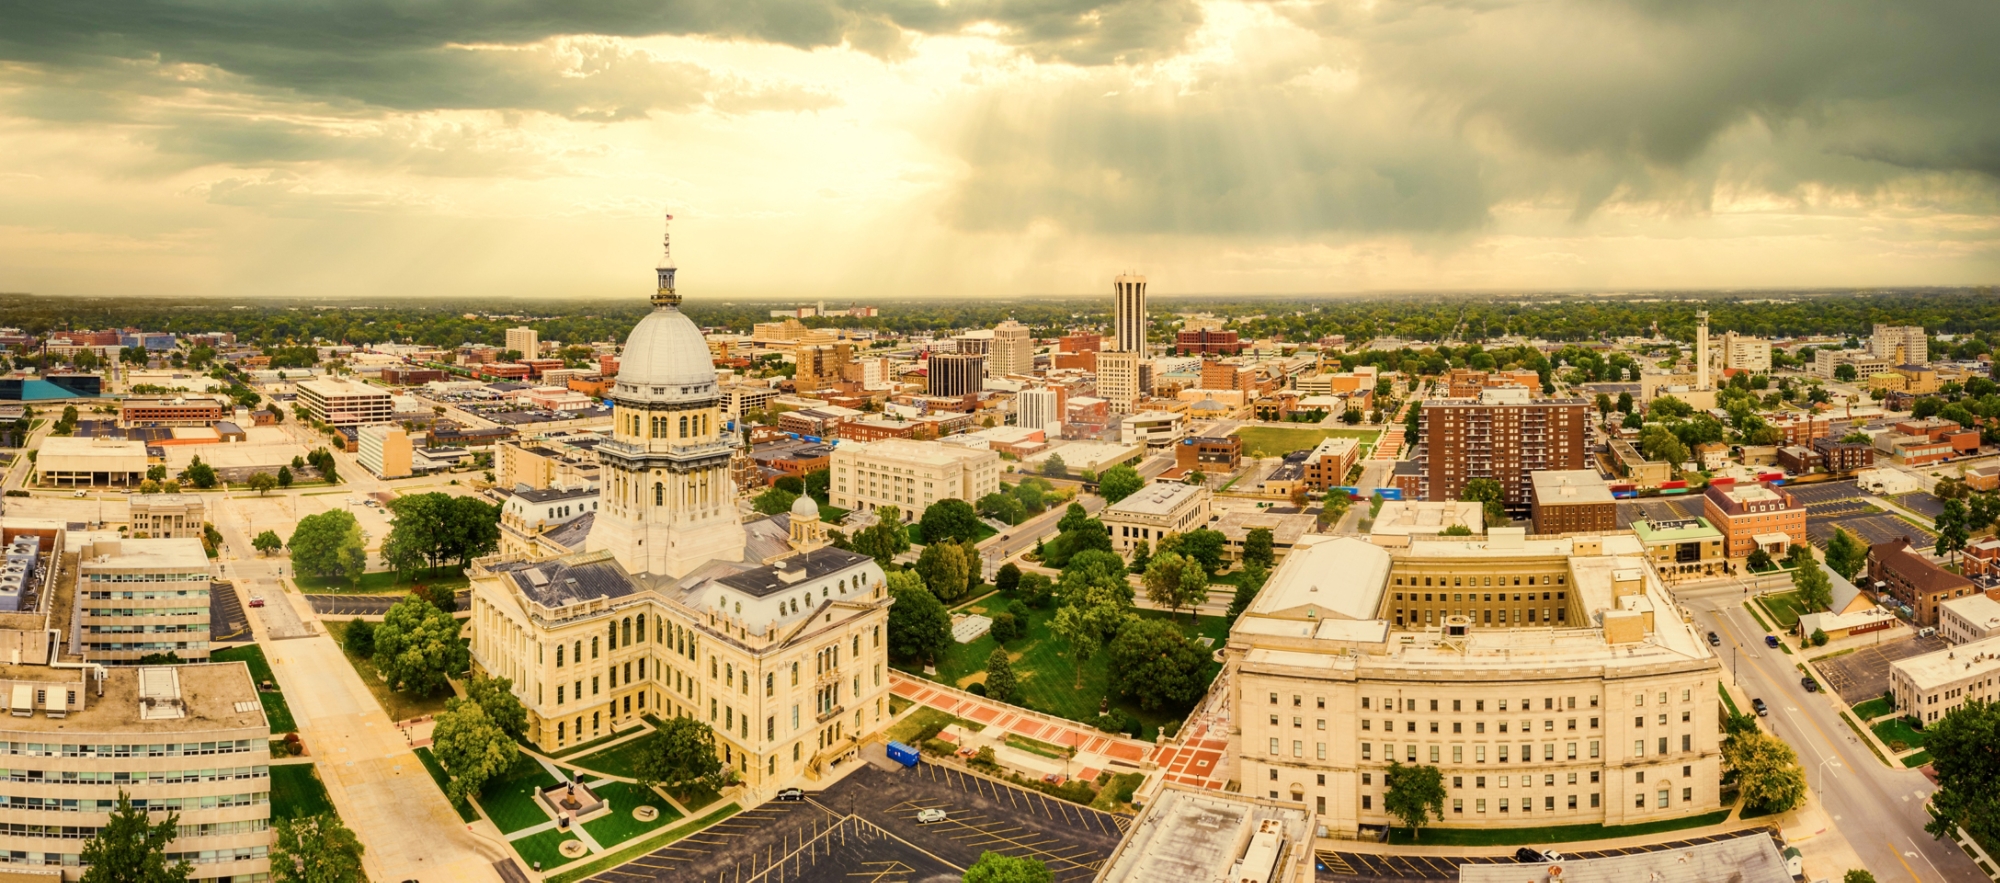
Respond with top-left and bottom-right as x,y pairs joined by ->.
653,211 -> 679,309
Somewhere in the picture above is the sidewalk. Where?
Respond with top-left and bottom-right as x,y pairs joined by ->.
889,674 -> 1151,767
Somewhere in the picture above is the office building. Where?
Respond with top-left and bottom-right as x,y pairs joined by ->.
1700,482 -> 1805,560
1097,786 -> 1313,883
296,378 -> 394,427
1015,387 -> 1062,434
793,343 -> 853,392
1416,391 -> 1588,510
1630,518 -> 1726,583
1872,324 -> 1928,366
473,215 -> 894,799
828,438 -> 1001,514
950,329 -> 992,357
1175,435 -> 1242,475
357,424 -> 414,480
36,437 -> 147,487
1228,530 -> 1723,833
1096,351 -> 1143,415
1102,482 -> 1211,554
1461,836 -> 1791,883
1301,437 -> 1361,492
129,496 -> 205,540
1893,632 -> 2000,726
120,396 -> 225,427
1812,349 -> 1894,381
1530,471 -> 1617,535
1176,329 -> 1243,356
1937,589 -> 2000,645
1369,501 -> 1483,539
1113,273 -> 1147,353
926,353 -> 985,397
77,537 -> 213,664
1720,331 -> 1771,372
989,320 -> 1035,377
507,326 -> 541,359
1869,537 -> 1977,627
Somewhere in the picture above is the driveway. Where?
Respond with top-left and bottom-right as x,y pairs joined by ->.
1815,635 -> 1949,706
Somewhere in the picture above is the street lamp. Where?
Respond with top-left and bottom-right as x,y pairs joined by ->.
1815,757 -> 1838,801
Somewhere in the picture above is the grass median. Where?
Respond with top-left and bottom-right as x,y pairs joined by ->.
1386,810 -> 1733,846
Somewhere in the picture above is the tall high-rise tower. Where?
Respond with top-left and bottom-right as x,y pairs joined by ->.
1695,310 -> 1710,390
586,212 -> 747,577
1113,273 -> 1147,353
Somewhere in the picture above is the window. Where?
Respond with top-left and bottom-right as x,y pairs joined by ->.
1362,796 -> 1372,810
1269,738 -> 1279,755
1634,740 -> 1645,757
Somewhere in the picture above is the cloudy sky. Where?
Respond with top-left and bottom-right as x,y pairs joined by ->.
2,0 -> 1997,302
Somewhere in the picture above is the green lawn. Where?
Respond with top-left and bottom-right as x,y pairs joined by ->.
1005,734 -> 1066,758
210,645 -> 296,733
476,754 -> 561,834
668,781 -> 723,812
580,781 -> 683,847
1718,683 -> 1741,717
549,804 -> 739,883
1903,750 -> 1934,768
1852,696 -> 1896,721
886,707 -> 978,745
906,522 -> 999,545
571,733 -> 656,780
1872,717 -> 1928,752
897,605 -> 1225,740
512,827 -> 584,872
1386,810 -> 1732,846
323,620 -> 456,722
1230,426 -> 1379,459
270,764 -> 333,821
1757,590 -> 1808,631
415,747 -> 480,822
297,567 -> 469,596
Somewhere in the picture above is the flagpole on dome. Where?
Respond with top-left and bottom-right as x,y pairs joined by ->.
653,210 -> 680,309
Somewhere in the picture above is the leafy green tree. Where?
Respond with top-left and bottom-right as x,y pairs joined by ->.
996,562 -> 1022,594
1725,729 -> 1807,815
1844,871 -> 1876,883
1017,572 -> 1055,609
1050,603 -> 1105,689
1616,391 -> 1634,413
372,594 -> 469,696
80,790 -> 192,883
804,468 -> 831,503
1227,565 -> 1267,622
1056,549 -> 1135,611
1382,762 -> 1447,841
288,509 -> 366,585
342,619 -> 376,658
182,455 -> 218,489
1178,528 -> 1229,576
276,465 -> 293,488
984,648 -> 1019,705
1793,561 -> 1834,613
1241,527 -> 1275,570
1041,454 -> 1067,477
1594,393 -> 1612,416
1096,465 -> 1145,504
1439,524 -> 1473,536
988,611 -> 1022,643
1127,538 -> 1151,573
851,506 -> 911,566
1937,497 -> 1972,565
963,851 -> 1052,883
252,530 -> 284,556
634,716 -> 725,792
145,464 -> 167,482
1834,363 -> 1858,382
1747,547 -> 1773,572
886,571 -> 952,665
1041,505 -> 1112,568
773,474 -> 806,495
754,487 -> 799,516
271,812 -> 366,883
920,498 -> 984,545
1460,478 -> 1508,526
1824,527 -> 1866,580
1109,618 -> 1208,711
1924,699 -> 2000,848
977,492 -> 1027,526
432,699 -> 519,805
465,675 -> 528,740
247,471 -> 278,495
917,540 -> 974,604
1142,552 -> 1209,623
1913,397 -> 1944,419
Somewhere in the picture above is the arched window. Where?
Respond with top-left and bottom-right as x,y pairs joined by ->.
591,637 -> 599,658
556,645 -> 564,667
557,721 -> 565,741
636,613 -> 646,642
592,712 -> 600,733
573,641 -> 581,664
608,621 -> 618,650
654,482 -> 664,506
622,618 -> 633,646
680,415 -> 689,437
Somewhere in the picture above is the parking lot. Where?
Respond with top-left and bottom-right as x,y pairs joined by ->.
1896,492 -> 1947,519
306,590 -> 470,617
209,582 -> 249,642
1786,481 -> 1871,515
1815,635 -> 1948,705
586,759 -> 1126,882
1615,499 -> 1697,529
1315,828 -> 1780,881
1808,512 -> 1932,550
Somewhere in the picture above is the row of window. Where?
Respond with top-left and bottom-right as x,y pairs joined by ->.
0,766 -> 266,785
84,608 -> 205,617
0,740 -> 260,758
0,818 -> 266,842
0,792 -> 266,812
86,591 -> 204,600
83,574 -> 208,583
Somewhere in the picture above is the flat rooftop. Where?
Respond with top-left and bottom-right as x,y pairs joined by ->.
0,661 -> 264,735
1894,632 -> 2000,691
1459,833 -> 1789,883
79,538 -> 211,572
1103,481 -> 1204,517
296,377 -> 390,397
1533,469 -> 1613,504
1096,786 -> 1311,883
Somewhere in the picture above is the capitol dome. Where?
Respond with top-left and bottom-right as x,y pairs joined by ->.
790,494 -> 820,519
612,307 -> 718,403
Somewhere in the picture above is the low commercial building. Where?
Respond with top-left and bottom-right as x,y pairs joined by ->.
828,438 -> 1001,514
1892,632 -> 2000,726
1177,435 -> 1242,475
296,377 -> 393,427
37,436 -> 146,487
120,395 -> 225,427
1701,482 -> 1805,560
357,424 -> 413,479
1629,518 -> 1726,583
1776,445 -> 1820,474
129,496 -> 205,540
1609,439 -> 1673,489
1856,466 -> 1919,496
1371,501 -> 1483,539
1869,537 -> 1977,627
1939,589 -> 2000,645
1120,411 -> 1186,448
1530,471 -> 1617,535
1229,529 -> 1724,833
1097,785 -> 1312,883
1102,482 -> 1211,554
77,537 -> 213,664
1301,436 -> 1360,492
1023,441 -> 1144,477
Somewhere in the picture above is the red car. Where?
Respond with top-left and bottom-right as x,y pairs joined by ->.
248,595 -> 265,608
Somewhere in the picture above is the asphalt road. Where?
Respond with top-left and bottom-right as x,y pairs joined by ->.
1682,583 -> 1984,882
978,494 -> 1106,576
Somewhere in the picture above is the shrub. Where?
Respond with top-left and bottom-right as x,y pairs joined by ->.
1094,709 -> 1139,737
1161,720 -> 1181,739
912,718 -> 950,743
921,738 -> 956,757
988,612 -> 1021,644
1811,628 -> 1829,647
967,682 -> 988,697
342,620 -> 376,658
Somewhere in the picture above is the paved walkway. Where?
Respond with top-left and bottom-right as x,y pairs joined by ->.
889,674 -> 1151,765
1149,715 -> 1230,791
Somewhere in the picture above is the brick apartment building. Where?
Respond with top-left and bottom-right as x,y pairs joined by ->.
1701,482 -> 1807,560
1415,391 -> 1587,510
1530,470 -> 1617,535
1810,436 -> 1876,472
1177,435 -> 1243,474
1176,329 -> 1243,356
1870,537 -> 1977,627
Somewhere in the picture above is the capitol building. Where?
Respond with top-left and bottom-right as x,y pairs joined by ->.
466,214 -> 893,793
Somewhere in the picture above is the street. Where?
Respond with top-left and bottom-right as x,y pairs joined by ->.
1681,583 -> 1984,882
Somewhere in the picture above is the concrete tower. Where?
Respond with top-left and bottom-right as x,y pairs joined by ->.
1113,273 -> 1147,353
1696,310 -> 1710,390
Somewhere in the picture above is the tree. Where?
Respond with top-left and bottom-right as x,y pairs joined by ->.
754,487 -> 799,516
1839,430 -> 1872,444
1142,552 -> 1209,623
1924,699 -> 2000,849
977,492 -> 1027,526
251,527 -> 285,560
246,471 -> 278,495
145,464 -> 167,482
79,790 -> 192,883
1746,547 -> 1773,572
431,699 -> 519,805
634,716 -> 725,792
1108,618 -> 1208,711
995,562 -> 1021,594
1241,527 -> 1275,569
182,455 -> 218,489
1616,391 -> 1634,413
1824,527 -> 1867,580
1792,562 -> 1833,613
920,498 -> 984,545
1227,565 -> 1267,621
1050,603 -> 1104,689
804,468 -> 831,503
1341,407 -> 1364,425
1810,628 -> 1829,647
1041,454 -> 1067,477
1097,465 -> 1145,504
1179,528 -> 1228,575
137,652 -> 183,665
276,464 -> 294,488
1727,729 -> 1807,814
1833,363 -> 1858,382
288,509 -> 366,585
1594,393 -> 1612,416
372,594 -> 469,696
984,648 -> 1019,705
1913,396 -> 1944,419
917,540 -> 975,603
963,851 -> 1053,883
1440,524 -> 1473,536
886,571 -> 951,665
1382,762 -> 1447,841
271,812 -> 366,883
1937,497 -> 1972,565
465,675 -> 528,740
342,619 -> 376,658
1845,872 -> 1877,883
1461,478 -> 1508,526
852,506 -> 911,566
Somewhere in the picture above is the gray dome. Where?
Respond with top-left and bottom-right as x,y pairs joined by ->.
790,494 -> 820,519
614,307 -> 718,402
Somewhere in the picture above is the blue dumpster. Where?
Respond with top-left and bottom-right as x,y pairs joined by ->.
886,741 -> 921,768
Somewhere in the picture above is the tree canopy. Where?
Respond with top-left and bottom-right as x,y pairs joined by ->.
1382,762 -> 1447,841
382,492 -> 500,575
431,699 -> 519,805
851,506 -> 911,566
271,812 -> 366,883
287,509 -> 366,585
1096,465 -> 1145,504
916,540 -> 974,604
920,498 -> 984,545
1108,618 -> 1209,711
634,716 -> 725,792
1723,729 -> 1806,816
372,594 -> 469,696
1924,699 -> 2000,848
963,851 -> 1053,883
80,790 -> 193,883
886,570 -> 952,665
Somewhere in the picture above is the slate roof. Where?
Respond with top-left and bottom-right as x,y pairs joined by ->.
712,546 -> 874,598
542,512 -> 595,552
497,554 -> 640,608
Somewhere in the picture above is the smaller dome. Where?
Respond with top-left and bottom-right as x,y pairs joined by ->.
790,495 -> 821,519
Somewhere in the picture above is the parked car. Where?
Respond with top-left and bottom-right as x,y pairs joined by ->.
1752,697 -> 1769,716
1541,851 -> 1565,863
1514,848 -> 1544,863
916,809 -> 948,824
248,595 -> 265,608
1765,635 -> 1781,649
1707,631 -> 1721,646
774,788 -> 805,802
1801,676 -> 1820,692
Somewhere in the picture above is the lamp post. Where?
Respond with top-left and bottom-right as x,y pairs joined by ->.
1815,756 -> 1838,802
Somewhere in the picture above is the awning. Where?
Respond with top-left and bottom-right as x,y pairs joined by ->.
1752,532 -> 1793,547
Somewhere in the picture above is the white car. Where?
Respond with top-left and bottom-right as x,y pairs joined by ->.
916,809 -> 948,824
